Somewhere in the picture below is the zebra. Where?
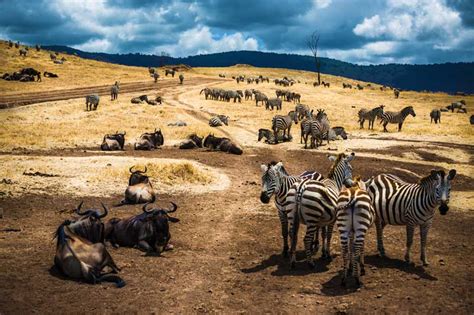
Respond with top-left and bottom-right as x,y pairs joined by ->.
260,161 -> 323,257
272,111 -> 298,144
179,74 -> 184,84
110,81 -> 120,100
295,103 -> 310,120
286,152 -> 355,268
209,115 -> 229,127
336,176 -> 375,287
358,105 -> 385,129
394,89 -> 400,98
305,109 -> 330,149
380,106 -> 416,132
430,109 -> 441,124
85,94 -> 100,111
265,98 -> 282,111
255,92 -> 268,106
244,89 -> 253,100
366,169 -> 456,266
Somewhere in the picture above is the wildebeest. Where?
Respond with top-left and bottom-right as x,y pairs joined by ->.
266,98 -> 282,111
105,202 -> 178,253
430,109 -> 441,124
342,83 -> 352,89
119,166 -> 156,205
219,74 -> 225,78
394,89 -> 400,99
134,129 -> 164,150
50,53 -> 57,60
179,74 -> 184,84
35,44 -> 41,51
153,72 -> 159,83
148,67 -> 155,75
19,48 -> 27,56
131,95 -> 149,104
69,202 -> 109,243
44,71 -> 58,78
165,69 -> 175,77
85,94 -> 100,111
203,134 -> 243,155
8,40 -> 13,48
254,92 -> 268,106
356,84 -> 364,90
167,120 -> 187,127
14,41 -> 19,48
54,220 -> 125,287
470,115 -> 474,125
179,134 -> 203,149
101,132 -> 126,151
110,81 -> 120,101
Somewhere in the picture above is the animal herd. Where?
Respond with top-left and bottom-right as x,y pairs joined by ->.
261,153 -> 457,286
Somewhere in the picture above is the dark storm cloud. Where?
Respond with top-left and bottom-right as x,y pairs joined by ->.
0,0 -> 472,64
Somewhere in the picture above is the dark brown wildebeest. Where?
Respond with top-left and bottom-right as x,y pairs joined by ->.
35,44 -> 41,51
54,220 -> 125,287
110,81 -> 120,100
179,133 -> 204,149
105,202 -> 178,254
430,109 -> 441,124
134,129 -> 164,150
203,134 -> 243,155
179,74 -> 184,84
69,201 -> 109,244
165,69 -> 175,77
44,71 -> 58,78
100,132 -> 126,151
394,88 -> 400,99
50,53 -> 57,60
153,72 -> 159,83
19,48 -> 27,56
118,166 -> 156,205
131,95 -> 148,104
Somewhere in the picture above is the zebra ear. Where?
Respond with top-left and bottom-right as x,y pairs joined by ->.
261,164 -> 268,173
327,155 -> 337,162
448,169 -> 456,180
346,152 -> 355,162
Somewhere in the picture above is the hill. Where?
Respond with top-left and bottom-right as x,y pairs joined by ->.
44,45 -> 474,94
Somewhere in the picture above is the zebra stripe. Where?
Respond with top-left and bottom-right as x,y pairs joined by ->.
336,179 -> 375,286
358,105 -> 384,130
260,162 -> 323,257
272,111 -> 298,143
303,109 -> 330,149
380,106 -> 416,132
366,169 -> 456,265
286,152 -> 355,268
209,115 -> 229,127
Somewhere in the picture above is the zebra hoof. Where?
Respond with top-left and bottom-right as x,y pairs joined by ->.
282,249 -> 289,258
340,278 -> 346,287
307,260 -> 316,269
290,261 -> 296,270
421,260 -> 429,267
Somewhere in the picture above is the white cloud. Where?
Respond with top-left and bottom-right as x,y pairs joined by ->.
324,41 -> 405,64
73,38 -> 113,53
314,0 -> 332,9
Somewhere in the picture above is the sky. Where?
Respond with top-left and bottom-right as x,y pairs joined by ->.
0,0 -> 473,65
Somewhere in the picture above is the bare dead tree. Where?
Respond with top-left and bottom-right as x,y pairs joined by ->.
159,51 -> 170,68
307,31 -> 321,85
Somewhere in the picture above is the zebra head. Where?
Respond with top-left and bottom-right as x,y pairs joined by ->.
434,169 -> 456,215
260,161 -> 287,203
327,152 -> 355,188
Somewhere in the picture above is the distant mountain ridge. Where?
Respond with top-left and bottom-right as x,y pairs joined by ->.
44,45 -> 474,94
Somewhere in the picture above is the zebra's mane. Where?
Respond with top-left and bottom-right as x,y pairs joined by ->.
401,106 -> 413,113
327,153 -> 345,178
419,170 -> 444,185
268,161 -> 289,176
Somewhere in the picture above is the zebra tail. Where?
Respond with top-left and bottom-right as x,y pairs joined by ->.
336,196 -> 356,211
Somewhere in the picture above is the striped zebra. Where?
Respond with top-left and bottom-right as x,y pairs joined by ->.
295,103 -> 311,120
358,105 -> 384,129
366,169 -> 456,266
380,106 -> 416,132
272,111 -> 298,144
304,109 -> 330,149
209,115 -> 229,127
286,152 -> 355,268
260,161 -> 323,257
336,177 -> 375,287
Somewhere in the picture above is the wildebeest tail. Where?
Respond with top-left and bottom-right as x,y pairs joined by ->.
98,274 -> 126,288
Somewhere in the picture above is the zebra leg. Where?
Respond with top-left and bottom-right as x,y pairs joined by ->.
288,212 -> 299,269
383,121 -> 388,132
273,130 -> 279,144
375,217 -> 386,257
420,223 -> 431,266
304,226 -> 318,268
311,227 -> 320,255
359,118 -> 364,129
340,230 -> 350,286
353,238 -> 363,287
404,224 -> 415,263
277,209 -> 289,257
323,223 -> 334,260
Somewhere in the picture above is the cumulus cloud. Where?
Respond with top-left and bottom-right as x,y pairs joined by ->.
314,0 -> 332,8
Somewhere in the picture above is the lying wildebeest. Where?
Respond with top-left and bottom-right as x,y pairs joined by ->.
219,74 -> 225,78
134,129 -> 164,150
54,60 -> 64,64
203,134 -> 243,155
19,48 -> 27,56
111,81 -> 120,101
85,94 -> 100,111
167,120 -> 187,127
179,134 -> 204,149
430,109 -> 441,124
179,74 -> 184,84
70,202 -> 109,243
165,69 -> 175,77
44,71 -> 58,78
118,166 -> 156,205
131,95 -> 149,104
50,53 -> 57,60
54,220 -> 125,287
470,115 -> 474,125
101,132 -> 126,151
105,202 -> 178,253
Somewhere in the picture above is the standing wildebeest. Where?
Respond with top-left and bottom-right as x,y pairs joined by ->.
35,44 -> 41,51
153,72 -> 159,83
110,81 -> 120,100
255,92 -> 268,106
203,134 -> 243,155
19,49 -> 27,56
14,41 -> 19,48
394,89 -> 400,99
134,129 -> 164,150
244,89 -> 253,100
50,53 -> 57,60
8,40 -> 13,48
430,109 -> 441,124
265,98 -> 282,111
179,74 -> 184,84
119,166 -> 156,205
165,69 -> 175,77
70,202 -> 109,243
105,202 -> 178,253
54,220 -> 125,287
85,94 -> 100,111
101,132 -> 126,151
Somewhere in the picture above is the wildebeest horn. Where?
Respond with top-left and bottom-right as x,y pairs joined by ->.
100,203 -> 109,218
142,202 -> 154,214
75,201 -> 86,215
165,202 -> 178,213
129,165 -> 135,173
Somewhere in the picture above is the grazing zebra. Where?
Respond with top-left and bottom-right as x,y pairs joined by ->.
209,115 -> 229,127
85,94 -> 100,111
295,103 -> 311,120
110,81 -> 120,100
380,106 -> 416,132
336,176 -> 375,287
260,161 -> 323,257
305,109 -> 330,149
366,169 -> 456,266
358,105 -> 385,130
430,109 -> 441,124
272,111 -> 298,144
287,152 -> 355,268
